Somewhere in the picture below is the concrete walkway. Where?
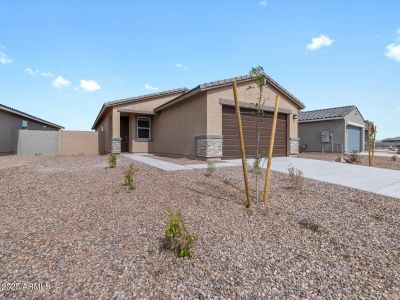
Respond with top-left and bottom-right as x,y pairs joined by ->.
123,154 -> 400,199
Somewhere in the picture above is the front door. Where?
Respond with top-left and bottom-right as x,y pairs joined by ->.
120,116 -> 129,152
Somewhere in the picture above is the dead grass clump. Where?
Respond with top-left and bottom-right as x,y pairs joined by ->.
391,155 -> 398,161
288,164 -> 304,189
345,152 -> 361,164
204,161 -> 216,177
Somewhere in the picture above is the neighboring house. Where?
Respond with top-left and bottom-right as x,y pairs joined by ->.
0,104 -> 64,155
381,137 -> 400,148
298,105 -> 365,153
92,74 -> 305,159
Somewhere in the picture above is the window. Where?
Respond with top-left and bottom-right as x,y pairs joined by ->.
137,117 -> 151,140
22,120 -> 28,129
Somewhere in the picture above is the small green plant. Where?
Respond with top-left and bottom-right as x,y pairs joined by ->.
299,218 -> 320,233
123,163 -> 136,190
108,153 -> 117,168
392,155 -> 398,161
288,164 -> 304,189
164,209 -> 195,258
223,178 -> 231,185
205,161 -> 216,177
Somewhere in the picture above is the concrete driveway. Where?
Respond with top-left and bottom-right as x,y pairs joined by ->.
264,157 -> 400,199
123,154 -> 400,199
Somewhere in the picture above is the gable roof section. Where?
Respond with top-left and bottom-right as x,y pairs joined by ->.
298,105 -> 356,122
0,103 -> 64,129
91,88 -> 188,129
154,74 -> 305,112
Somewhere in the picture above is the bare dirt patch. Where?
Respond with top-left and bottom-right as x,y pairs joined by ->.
0,155 -> 399,299
299,152 -> 400,170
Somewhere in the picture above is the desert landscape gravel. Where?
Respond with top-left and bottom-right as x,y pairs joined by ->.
0,155 -> 399,299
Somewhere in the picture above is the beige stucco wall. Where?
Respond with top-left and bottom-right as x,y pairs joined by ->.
114,93 -> 181,113
151,92 -> 207,156
95,108 -> 112,154
94,92 -> 185,154
206,81 -> 300,138
59,131 -> 99,155
127,113 -> 153,153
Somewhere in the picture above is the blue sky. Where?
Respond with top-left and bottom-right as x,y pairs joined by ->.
0,0 -> 399,138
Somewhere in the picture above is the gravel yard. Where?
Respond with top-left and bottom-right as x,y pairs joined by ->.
299,152 -> 400,170
1,155 -> 399,299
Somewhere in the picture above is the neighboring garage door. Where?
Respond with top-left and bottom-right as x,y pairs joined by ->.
347,125 -> 361,153
222,105 -> 287,158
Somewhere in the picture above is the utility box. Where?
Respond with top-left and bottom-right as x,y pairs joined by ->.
320,131 -> 331,143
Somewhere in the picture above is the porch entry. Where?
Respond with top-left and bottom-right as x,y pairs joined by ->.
120,116 -> 129,152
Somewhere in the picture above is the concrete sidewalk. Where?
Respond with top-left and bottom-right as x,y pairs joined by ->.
123,154 -> 400,199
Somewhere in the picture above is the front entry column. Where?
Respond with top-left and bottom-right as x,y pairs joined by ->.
111,109 -> 121,154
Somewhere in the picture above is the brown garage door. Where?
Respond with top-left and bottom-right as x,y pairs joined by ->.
222,105 -> 288,158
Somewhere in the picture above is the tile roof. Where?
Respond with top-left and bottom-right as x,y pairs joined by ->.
0,103 -> 64,129
298,105 -> 356,122
91,88 -> 188,129
155,73 -> 305,112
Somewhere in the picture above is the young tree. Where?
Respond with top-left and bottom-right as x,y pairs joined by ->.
248,66 -> 268,202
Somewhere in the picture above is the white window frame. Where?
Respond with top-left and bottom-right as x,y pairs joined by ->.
136,116 -> 151,140
22,120 -> 28,129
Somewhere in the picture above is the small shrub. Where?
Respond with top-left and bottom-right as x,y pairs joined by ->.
205,161 -> 216,177
123,163 -> 136,190
299,218 -> 320,233
288,164 -> 304,189
164,209 -> 195,258
108,153 -> 117,168
223,178 -> 231,185
392,155 -> 398,161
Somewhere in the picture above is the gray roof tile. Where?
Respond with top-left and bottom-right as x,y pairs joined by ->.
0,103 -> 64,129
299,105 -> 356,122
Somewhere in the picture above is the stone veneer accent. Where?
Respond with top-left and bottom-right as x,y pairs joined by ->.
290,138 -> 300,155
196,135 -> 223,158
111,137 -> 122,154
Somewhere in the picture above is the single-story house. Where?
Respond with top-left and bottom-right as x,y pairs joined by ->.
92,74 -> 305,159
0,103 -> 64,155
298,105 -> 365,153
381,137 -> 400,148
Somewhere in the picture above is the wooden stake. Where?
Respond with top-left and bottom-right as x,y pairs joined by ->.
263,94 -> 280,204
368,123 -> 371,166
232,81 -> 253,208
372,126 -> 377,164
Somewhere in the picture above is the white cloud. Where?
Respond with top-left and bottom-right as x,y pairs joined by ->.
306,34 -> 334,51
144,84 -> 159,91
259,0 -> 267,7
385,43 -> 400,62
176,63 -> 188,70
25,67 -> 55,78
80,79 -> 101,92
52,76 -> 71,88
0,51 -> 12,64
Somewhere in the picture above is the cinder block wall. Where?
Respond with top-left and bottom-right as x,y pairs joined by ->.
17,130 -> 99,155
17,130 -> 59,155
